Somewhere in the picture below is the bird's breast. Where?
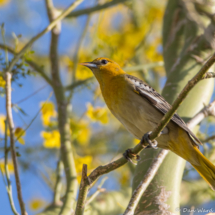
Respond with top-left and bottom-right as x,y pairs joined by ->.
101,77 -> 162,140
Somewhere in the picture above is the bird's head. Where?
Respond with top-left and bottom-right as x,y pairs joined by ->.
80,57 -> 125,86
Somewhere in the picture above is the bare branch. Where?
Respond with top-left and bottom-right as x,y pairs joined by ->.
53,160 -> 63,206
65,77 -> 94,91
4,120 -> 19,215
123,149 -> 169,215
85,177 -> 107,206
202,135 -> 215,143
45,0 -> 78,214
66,0 -> 128,18
202,72 -> 215,80
187,99 -> 215,129
75,164 -> 88,215
6,72 -> 27,215
0,43 -> 53,86
5,0 -> 84,75
149,52 -> 215,141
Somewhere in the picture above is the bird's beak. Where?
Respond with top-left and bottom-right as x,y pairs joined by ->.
80,62 -> 98,68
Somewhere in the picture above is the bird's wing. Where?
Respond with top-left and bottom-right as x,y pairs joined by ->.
125,74 -> 202,146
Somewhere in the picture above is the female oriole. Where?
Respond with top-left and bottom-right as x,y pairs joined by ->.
81,57 -> 215,190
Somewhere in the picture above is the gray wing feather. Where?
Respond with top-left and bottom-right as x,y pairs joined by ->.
126,74 -> 201,146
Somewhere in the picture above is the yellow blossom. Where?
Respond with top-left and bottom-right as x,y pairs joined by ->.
40,102 -> 57,126
119,169 -> 130,187
133,138 -> 140,145
0,115 -> 6,134
0,0 -> 10,7
29,198 -> 45,211
41,130 -> 60,148
14,127 -> 25,145
70,120 -> 91,146
86,103 -> 108,124
0,76 -> 6,88
0,160 -> 14,174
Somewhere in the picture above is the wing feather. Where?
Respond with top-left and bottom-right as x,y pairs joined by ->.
126,74 -> 202,146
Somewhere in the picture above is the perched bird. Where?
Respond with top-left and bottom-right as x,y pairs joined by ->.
81,57 -> 215,190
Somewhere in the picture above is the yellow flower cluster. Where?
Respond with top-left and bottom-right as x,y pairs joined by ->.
40,102 -> 57,126
29,198 -> 45,211
0,160 -> 14,174
41,130 -> 60,148
86,103 -> 108,124
14,127 -> 25,144
70,119 -> 90,146
0,76 -> 6,88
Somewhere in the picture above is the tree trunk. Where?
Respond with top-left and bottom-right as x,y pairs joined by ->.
132,0 -> 214,214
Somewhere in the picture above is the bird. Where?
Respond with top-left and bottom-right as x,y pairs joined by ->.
80,57 -> 215,190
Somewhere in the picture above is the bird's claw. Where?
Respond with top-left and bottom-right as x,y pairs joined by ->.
123,149 -> 140,165
141,131 -> 158,149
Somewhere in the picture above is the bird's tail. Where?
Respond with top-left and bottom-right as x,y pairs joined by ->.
168,128 -> 215,190
191,146 -> 215,191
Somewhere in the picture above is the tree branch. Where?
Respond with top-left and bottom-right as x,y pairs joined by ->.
66,0 -> 129,18
75,164 -> 88,215
4,0 -> 84,75
53,160 -> 63,206
123,149 -> 169,215
0,43 -> 53,86
4,120 -> 19,215
186,99 -> 215,129
65,77 -> 94,91
149,52 -> 215,141
202,72 -> 215,80
6,72 -> 27,215
85,177 -> 107,206
45,1 -> 78,214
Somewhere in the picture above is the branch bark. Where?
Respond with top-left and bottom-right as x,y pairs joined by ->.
123,97 -> 215,214
4,0 -> 84,75
66,0 -> 129,18
6,72 -> 27,215
4,120 -> 19,215
45,1 -> 78,214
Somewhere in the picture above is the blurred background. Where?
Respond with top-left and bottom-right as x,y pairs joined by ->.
0,0 -> 215,214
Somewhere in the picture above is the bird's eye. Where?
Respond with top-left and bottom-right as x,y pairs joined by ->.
101,59 -> 108,65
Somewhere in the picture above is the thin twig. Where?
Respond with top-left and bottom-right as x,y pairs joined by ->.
14,92 -> 53,144
149,52 -> 215,141
53,159 -> 63,205
85,177 -> 107,206
4,120 -> 19,215
75,164 -> 89,215
202,135 -> 215,143
6,72 -> 27,215
202,72 -> 215,80
0,43 -> 53,86
14,85 -> 47,105
68,15 -> 91,102
123,62 -> 164,72
65,77 -> 94,91
186,99 -> 215,129
123,149 -> 169,215
66,0 -> 128,18
4,0 -> 84,75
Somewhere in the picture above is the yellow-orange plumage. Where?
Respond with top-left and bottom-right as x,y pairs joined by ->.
81,57 -> 215,190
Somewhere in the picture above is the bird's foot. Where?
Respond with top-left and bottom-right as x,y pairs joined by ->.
141,131 -> 158,149
123,149 -> 140,165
